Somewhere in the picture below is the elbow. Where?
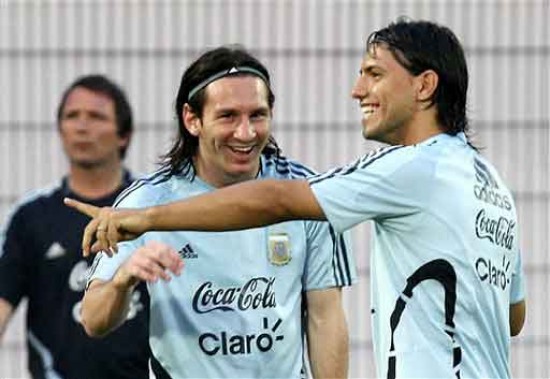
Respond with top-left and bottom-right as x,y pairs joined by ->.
510,326 -> 522,337
81,311 -> 109,338
82,323 -> 101,338
80,300 -> 114,338
509,300 -> 526,337
510,320 -> 524,337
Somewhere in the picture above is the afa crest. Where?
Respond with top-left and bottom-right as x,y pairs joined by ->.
268,233 -> 291,266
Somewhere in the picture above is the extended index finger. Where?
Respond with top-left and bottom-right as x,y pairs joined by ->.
64,197 -> 101,218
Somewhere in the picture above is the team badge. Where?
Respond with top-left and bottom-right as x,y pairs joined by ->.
268,233 -> 291,266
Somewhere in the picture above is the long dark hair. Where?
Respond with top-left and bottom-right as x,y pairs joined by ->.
161,45 -> 281,177
367,18 -> 470,141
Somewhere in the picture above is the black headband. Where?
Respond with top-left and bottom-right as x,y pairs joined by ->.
187,66 -> 270,101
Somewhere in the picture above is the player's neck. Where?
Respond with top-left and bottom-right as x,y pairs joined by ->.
398,111 -> 445,145
68,163 -> 124,200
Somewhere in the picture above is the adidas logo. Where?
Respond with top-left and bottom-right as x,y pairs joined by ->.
474,157 -> 499,189
178,243 -> 198,259
45,242 -> 66,260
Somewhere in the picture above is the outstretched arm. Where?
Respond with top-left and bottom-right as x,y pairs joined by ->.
148,179 -> 324,229
66,179 -> 325,255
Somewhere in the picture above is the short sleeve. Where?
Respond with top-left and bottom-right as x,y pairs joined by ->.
510,251 -> 526,304
302,220 -> 356,291
309,146 -> 422,234
0,209 -> 32,307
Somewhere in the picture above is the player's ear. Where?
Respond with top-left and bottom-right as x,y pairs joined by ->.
415,69 -> 439,104
183,103 -> 201,136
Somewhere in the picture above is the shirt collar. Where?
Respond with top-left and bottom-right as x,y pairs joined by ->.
61,169 -> 133,204
417,132 -> 467,147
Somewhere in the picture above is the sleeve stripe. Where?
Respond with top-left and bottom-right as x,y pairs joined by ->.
308,145 -> 405,185
285,160 -> 316,176
273,164 -> 315,179
338,234 -> 353,286
330,226 -> 344,285
264,155 -> 317,178
328,225 -> 353,286
113,167 -> 172,207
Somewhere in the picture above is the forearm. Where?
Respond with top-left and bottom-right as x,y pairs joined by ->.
81,279 -> 134,337
308,318 -> 349,378
307,290 -> 349,379
147,179 -> 324,232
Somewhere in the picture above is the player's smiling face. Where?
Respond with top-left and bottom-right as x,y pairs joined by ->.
59,87 -> 128,169
187,75 -> 272,188
351,44 -> 418,145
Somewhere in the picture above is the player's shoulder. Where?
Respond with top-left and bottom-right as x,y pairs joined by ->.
472,153 -> 506,185
113,167 -> 174,208
363,144 -> 414,165
0,182 -> 61,236
9,182 -> 62,216
262,154 -> 318,179
308,144 -> 412,185
354,134 -> 462,174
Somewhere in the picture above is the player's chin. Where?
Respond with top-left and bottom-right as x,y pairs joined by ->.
225,160 -> 260,180
362,121 -> 386,142
361,123 -> 372,140
228,164 -> 256,177
70,156 -> 105,169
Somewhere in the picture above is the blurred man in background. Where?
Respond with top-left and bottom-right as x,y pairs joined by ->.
0,74 -> 150,379
78,46 -> 355,378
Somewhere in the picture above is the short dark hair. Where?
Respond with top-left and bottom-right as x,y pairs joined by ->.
367,18 -> 469,138
57,74 -> 133,159
161,45 -> 280,178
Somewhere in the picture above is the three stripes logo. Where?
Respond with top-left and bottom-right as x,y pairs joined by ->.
178,243 -> 198,259
473,157 -> 511,210
474,157 -> 499,189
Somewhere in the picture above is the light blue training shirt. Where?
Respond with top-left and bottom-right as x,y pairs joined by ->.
89,155 -> 356,379
309,132 -> 525,379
